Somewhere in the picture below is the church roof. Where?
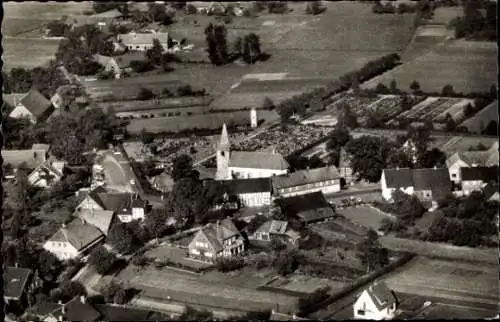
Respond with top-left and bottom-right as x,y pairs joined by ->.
218,123 -> 230,150
230,151 -> 289,170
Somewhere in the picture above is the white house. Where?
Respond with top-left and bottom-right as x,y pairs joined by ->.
460,166 -> 498,195
4,89 -> 54,124
216,124 -> 289,180
116,198 -> 148,223
446,142 -> 499,184
353,282 -> 398,320
380,168 -> 452,204
187,219 -> 245,262
28,159 -> 66,188
117,31 -> 169,52
272,165 -> 341,198
43,220 -> 104,261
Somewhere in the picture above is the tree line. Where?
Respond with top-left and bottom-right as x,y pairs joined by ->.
449,0 -> 496,41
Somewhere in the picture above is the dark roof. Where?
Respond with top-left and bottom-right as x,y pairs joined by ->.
215,178 -> 272,194
48,220 -> 104,251
19,88 -> 53,120
94,304 -> 154,321
51,297 -> 101,322
32,302 -> 61,317
278,192 -> 335,223
383,168 -> 413,188
461,166 -> 499,182
193,218 -> 241,252
483,181 -> 499,200
272,165 -> 341,190
88,188 -> 131,212
365,282 -> 397,311
4,267 -> 32,299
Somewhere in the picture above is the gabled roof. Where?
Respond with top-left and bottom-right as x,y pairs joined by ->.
2,93 -> 26,108
272,165 -> 340,190
50,297 -> 101,322
194,218 -> 241,252
446,148 -> 499,168
75,208 -> 115,235
19,88 -> 53,120
4,266 -> 32,299
383,168 -> 452,200
88,189 -> 131,212
365,282 -> 397,311
255,220 -> 288,235
382,168 -> 413,188
230,151 -> 289,170
278,191 -> 335,223
118,31 -> 169,46
461,166 -> 499,182
48,220 -> 104,251
195,165 -> 216,181
152,171 -> 174,189
483,181 -> 499,200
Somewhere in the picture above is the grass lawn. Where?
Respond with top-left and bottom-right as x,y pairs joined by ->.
413,303 -> 497,320
145,244 -> 211,270
268,274 -> 348,295
337,206 -> 395,231
3,2 -> 92,20
367,40 -> 498,93
3,38 -> 60,70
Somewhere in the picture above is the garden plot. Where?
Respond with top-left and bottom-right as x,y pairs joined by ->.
337,205 -> 394,231
434,98 -> 474,122
366,95 -> 404,120
398,97 -> 467,122
266,275 -> 347,295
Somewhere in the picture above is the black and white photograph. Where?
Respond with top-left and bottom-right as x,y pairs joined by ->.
0,1 -> 498,321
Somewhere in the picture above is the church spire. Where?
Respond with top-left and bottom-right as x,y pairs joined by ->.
218,123 -> 230,150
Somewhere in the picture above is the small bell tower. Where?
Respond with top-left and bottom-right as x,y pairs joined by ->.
216,124 -> 231,180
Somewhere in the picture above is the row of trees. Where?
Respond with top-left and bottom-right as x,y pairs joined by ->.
373,0 -> 434,16
449,0 -> 496,41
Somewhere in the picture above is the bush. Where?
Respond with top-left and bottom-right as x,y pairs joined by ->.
136,87 -> 156,101
273,251 -> 299,276
129,60 -> 154,73
88,246 -> 116,275
215,257 -> 245,272
298,230 -> 327,250
298,286 -> 331,312
131,254 -> 150,267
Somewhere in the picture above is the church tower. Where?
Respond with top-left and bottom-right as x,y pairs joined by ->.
215,123 -> 231,180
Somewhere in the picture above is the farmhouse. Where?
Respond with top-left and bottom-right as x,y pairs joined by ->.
277,191 -> 336,224
5,89 -> 54,123
353,282 -> 398,320
43,220 -> 104,260
74,208 -> 115,236
4,266 -> 33,305
216,124 -> 289,180
446,142 -> 499,184
380,168 -> 452,204
76,186 -> 131,212
28,159 -> 66,188
188,218 -> 245,262
214,178 -> 273,207
117,31 -> 169,52
41,296 -> 102,322
272,165 -> 341,198
1,144 -> 51,170
460,166 -> 499,195
93,52 -> 147,79
250,220 -> 301,245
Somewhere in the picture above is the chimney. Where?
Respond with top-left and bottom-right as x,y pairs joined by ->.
80,295 -> 86,304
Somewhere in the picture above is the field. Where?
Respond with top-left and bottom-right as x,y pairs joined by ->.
382,257 -> 499,308
3,2 -> 92,20
395,96 -> 474,124
435,136 -> 498,155
460,100 -> 498,133
411,302 -> 497,320
1,18 -> 52,37
429,7 -> 463,25
337,205 -> 395,231
126,110 -> 279,134
366,40 -> 498,93
2,38 -> 60,70
118,265 -> 299,313
267,274 -> 348,296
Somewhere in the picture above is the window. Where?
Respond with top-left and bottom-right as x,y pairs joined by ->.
175,112 -> 181,116
357,310 -> 365,316
221,151 -> 225,157
452,173 -> 457,178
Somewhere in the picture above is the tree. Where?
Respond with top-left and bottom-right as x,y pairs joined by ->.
262,97 -> 275,110
375,83 -> 390,94
186,3 -> 198,15
386,150 -> 412,169
356,230 -> 389,273
205,23 -> 228,66
49,281 -> 86,303
136,87 -> 155,101
392,190 -> 425,224
233,36 -> 243,56
100,279 -> 127,304
441,84 -> 455,96
147,3 -> 174,25
409,80 -> 421,94
389,79 -> 398,93
337,103 -> 359,129
108,223 -> 137,254
177,84 -> 194,96
345,136 -> 393,182
88,246 -> 116,275
268,1 -> 288,14
129,60 -> 154,73
273,251 -> 298,276
171,154 -> 195,181
463,103 -> 475,118
242,33 -> 262,64
418,148 -> 446,168
46,20 -> 71,37
298,287 -> 330,312
444,113 -> 457,132
146,39 -> 164,66
246,215 -> 270,235
305,1 -> 324,15
179,306 -> 213,321
482,120 -> 498,135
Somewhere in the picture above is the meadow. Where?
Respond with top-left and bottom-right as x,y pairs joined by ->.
2,38 -> 61,70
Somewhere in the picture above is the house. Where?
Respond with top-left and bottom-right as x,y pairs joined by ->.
115,198 -> 148,223
214,178 -> 273,208
76,187 -> 131,213
187,218 -> 245,262
4,266 -> 32,305
50,85 -> 80,110
353,282 -> 398,320
151,171 -> 175,193
250,220 -> 301,245
338,147 -> 354,186
118,31 -> 169,52
42,296 -> 102,322
28,159 -> 66,188
446,142 -> 499,184
272,165 -> 341,198
460,166 -> 499,195
74,208 -> 115,235
94,52 -> 146,78
6,89 -> 54,123
216,124 -> 289,180
380,168 -> 452,204
2,144 -> 51,170
277,191 -> 336,224
483,181 -> 499,202
43,220 -> 104,260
